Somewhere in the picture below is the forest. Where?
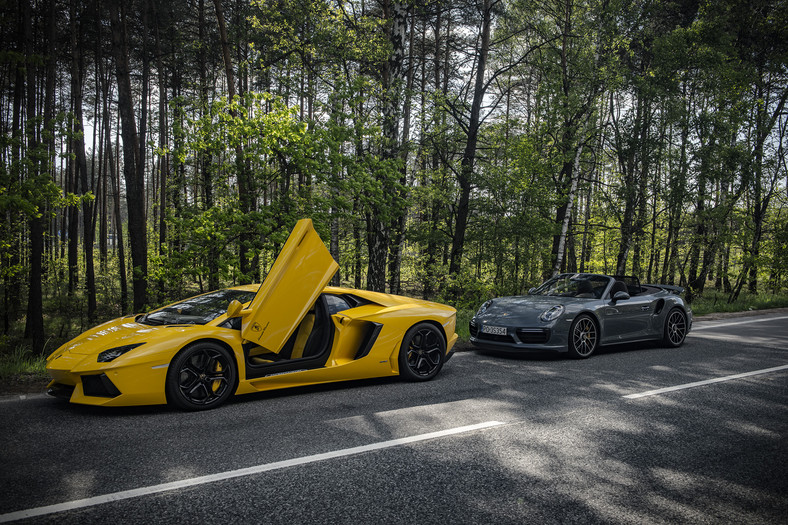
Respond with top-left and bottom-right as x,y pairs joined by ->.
1,0 -> 787,358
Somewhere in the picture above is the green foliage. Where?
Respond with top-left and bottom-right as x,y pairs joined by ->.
0,113 -> 82,222
435,269 -> 499,312
162,92 -> 318,285
455,308 -> 475,342
248,0 -> 388,68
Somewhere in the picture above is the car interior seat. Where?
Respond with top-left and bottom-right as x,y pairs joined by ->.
290,310 -> 316,359
575,279 -> 595,298
610,280 -> 628,297
299,297 -> 331,358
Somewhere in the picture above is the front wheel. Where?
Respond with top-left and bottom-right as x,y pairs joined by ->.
166,342 -> 237,410
662,308 -> 688,348
398,323 -> 446,381
568,314 -> 598,359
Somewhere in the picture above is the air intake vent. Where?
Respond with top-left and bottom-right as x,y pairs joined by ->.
81,374 -> 122,398
515,329 -> 550,344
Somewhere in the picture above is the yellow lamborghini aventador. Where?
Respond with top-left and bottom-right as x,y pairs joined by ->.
46,219 -> 458,410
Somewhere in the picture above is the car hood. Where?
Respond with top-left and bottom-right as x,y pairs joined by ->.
476,295 -> 584,325
54,316 -> 174,356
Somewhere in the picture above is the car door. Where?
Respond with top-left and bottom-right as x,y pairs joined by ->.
240,219 -> 339,353
603,295 -> 653,342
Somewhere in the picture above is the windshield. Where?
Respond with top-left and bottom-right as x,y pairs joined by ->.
531,274 -> 610,299
139,289 -> 256,326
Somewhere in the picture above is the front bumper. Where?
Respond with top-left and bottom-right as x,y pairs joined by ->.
46,354 -> 169,407
469,319 -> 568,353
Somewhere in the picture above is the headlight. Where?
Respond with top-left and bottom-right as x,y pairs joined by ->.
539,305 -> 564,322
477,300 -> 493,315
98,343 -> 145,362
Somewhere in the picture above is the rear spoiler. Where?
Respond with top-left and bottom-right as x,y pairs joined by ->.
644,284 -> 684,295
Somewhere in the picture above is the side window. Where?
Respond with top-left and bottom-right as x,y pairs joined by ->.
324,294 -> 351,315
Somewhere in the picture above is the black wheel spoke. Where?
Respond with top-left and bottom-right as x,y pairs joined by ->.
186,382 -> 211,403
179,366 -> 200,388
425,349 -> 442,365
170,345 -> 235,408
206,372 -> 226,383
191,351 -> 209,372
403,327 -> 444,377
397,323 -> 447,382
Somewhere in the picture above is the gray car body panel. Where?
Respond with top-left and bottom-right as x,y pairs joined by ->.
469,274 -> 692,353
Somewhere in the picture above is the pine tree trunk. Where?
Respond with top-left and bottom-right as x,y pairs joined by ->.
104,110 -> 128,313
22,0 -> 45,353
449,0 -> 492,278
109,1 -> 147,311
71,1 -> 96,321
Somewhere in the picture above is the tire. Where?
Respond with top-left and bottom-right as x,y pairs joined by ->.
662,308 -> 687,348
568,314 -> 598,359
398,323 -> 446,381
166,342 -> 237,410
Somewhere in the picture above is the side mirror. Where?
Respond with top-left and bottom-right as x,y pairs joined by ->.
226,299 -> 243,318
612,291 -> 630,302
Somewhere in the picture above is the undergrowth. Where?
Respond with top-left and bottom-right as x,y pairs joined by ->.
688,290 -> 788,316
0,343 -> 48,383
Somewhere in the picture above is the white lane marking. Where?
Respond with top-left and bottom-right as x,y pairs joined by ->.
623,364 -> 788,399
691,315 -> 788,330
0,420 -> 505,523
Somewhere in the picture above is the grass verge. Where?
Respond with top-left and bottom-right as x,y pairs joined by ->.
689,290 -> 788,316
0,345 -> 49,394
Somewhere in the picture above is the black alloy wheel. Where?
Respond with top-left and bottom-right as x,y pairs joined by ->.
399,323 -> 446,381
662,308 -> 688,348
166,342 -> 237,410
568,314 -> 598,359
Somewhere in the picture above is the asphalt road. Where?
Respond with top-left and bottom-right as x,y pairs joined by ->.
1,312 -> 786,524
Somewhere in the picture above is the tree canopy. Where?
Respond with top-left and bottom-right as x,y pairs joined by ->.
1,0 -> 786,353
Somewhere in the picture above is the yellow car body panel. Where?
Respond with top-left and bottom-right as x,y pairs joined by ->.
46,219 -> 457,410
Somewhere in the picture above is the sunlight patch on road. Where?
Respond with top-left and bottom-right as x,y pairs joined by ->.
327,399 -> 514,439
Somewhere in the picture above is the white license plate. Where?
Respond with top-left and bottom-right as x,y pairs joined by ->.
481,325 -> 507,336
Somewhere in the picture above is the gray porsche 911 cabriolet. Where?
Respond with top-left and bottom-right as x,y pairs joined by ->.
469,273 -> 691,358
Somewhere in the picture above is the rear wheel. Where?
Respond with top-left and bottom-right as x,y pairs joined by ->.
166,342 -> 237,410
662,308 -> 687,348
568,314 -> 598,359
398,323 -> 446,381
